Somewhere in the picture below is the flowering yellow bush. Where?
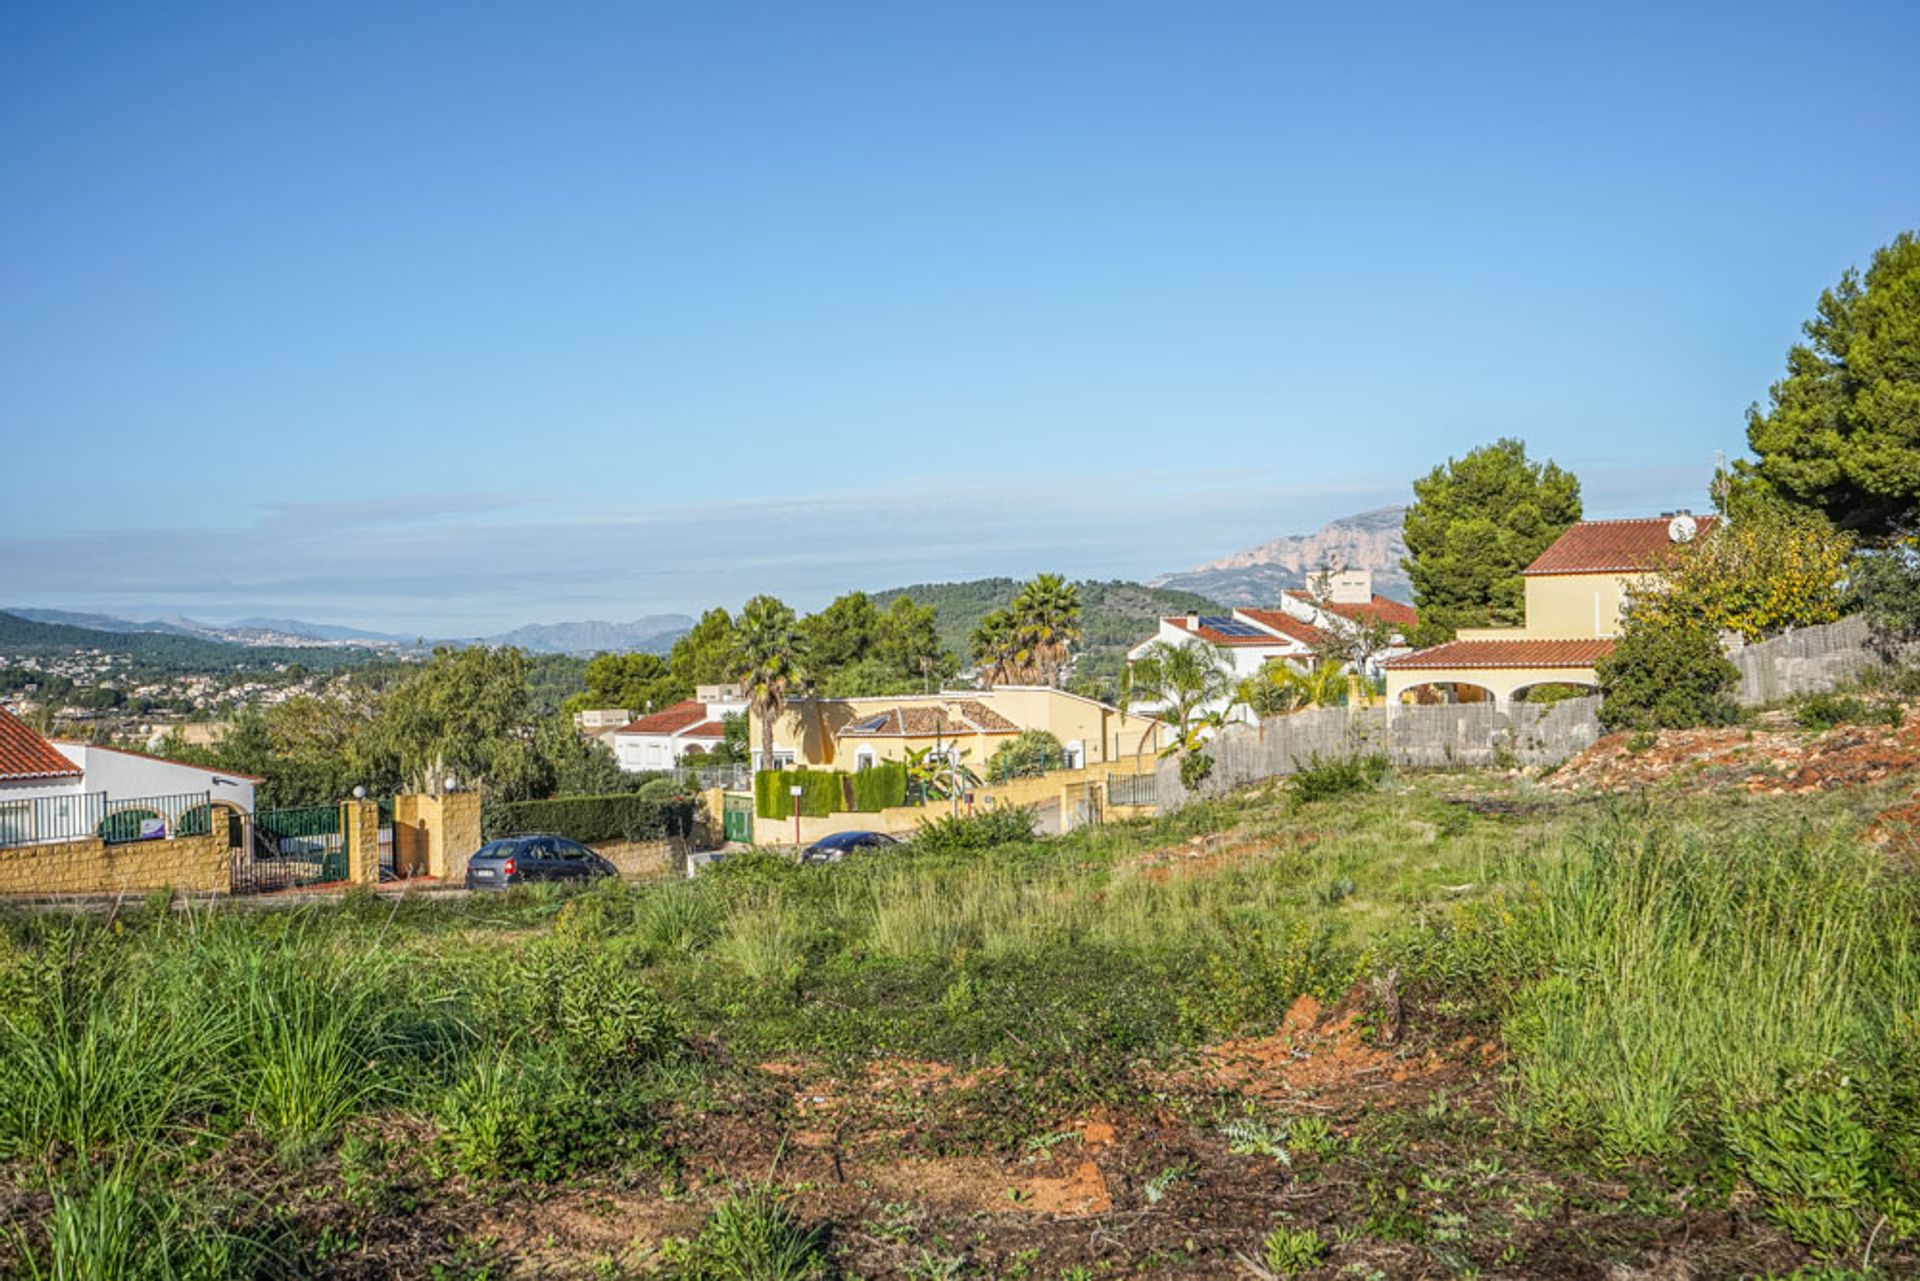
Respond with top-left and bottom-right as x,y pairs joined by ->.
1634,516 -> 1852,642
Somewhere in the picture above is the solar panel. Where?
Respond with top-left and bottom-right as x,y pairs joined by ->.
1201,616 -> 1268,637
852,714 -> 891,732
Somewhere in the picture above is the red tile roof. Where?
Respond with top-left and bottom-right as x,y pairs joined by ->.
0,708 -> 83,781
1384,638 -> 1616,671
838,700 -> 1020,738
1230,610 -> 1333,649
1523,517 -> 1718,576
680,722 -> 726,738
1281,591 -> 1419,631
616,700 -> 713,736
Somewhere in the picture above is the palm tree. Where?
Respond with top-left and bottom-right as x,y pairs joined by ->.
733,594 -> 808,769
1010,573 -> 1083,687
970,608 -> 1022,687
1121,639 -> 1233,763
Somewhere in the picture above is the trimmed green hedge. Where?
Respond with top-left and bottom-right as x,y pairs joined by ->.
850,760 -> 908,812
754,769 -> 841,820
484,793 -> 696,844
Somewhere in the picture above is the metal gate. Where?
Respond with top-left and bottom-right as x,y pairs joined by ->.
232,804 -> 348,894
722,792 -> 754,844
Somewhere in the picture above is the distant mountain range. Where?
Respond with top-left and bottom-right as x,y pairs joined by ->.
1152,506 -> 1411,605
456,616 -> 695,656
4,607 -> 695,657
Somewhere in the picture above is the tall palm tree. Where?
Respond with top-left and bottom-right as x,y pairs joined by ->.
1121,639 -> 1233,762
1010,573 -> 1083,687
970,608 -> 1023,687
733,594 -> 808,769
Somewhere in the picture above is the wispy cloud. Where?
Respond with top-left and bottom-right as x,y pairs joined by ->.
0,460 -> 1708,633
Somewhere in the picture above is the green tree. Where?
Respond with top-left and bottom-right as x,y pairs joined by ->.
1596,610 -> 1741,731
732,595 -> 808,768
970,608 -> 1029,687
358,646 -> 546,799
563,652 -> 676,718
987,729 -> 1065,782
1009,573 -> 1084,687
667,608 -> 740,694
800,592 -> 878,675
1402,438 -> 1583,643
1121,639 -> 1232,763
1743,231 -> 1920,538
534,714 -> 628,796
872,595 -> 950,687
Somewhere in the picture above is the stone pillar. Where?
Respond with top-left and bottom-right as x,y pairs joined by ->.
425,791 -> 481,881
342,798 -> 381,885
392,794 -> 428,878
700,786 -> 726,848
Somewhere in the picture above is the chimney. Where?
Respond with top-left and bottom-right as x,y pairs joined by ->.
1185,613 -> 1200,629
1328,569 -> 1372,605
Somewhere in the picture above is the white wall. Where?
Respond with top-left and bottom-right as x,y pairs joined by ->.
53,744 -> 256,811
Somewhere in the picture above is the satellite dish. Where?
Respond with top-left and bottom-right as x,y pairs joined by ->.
1668,514 -> 1699,544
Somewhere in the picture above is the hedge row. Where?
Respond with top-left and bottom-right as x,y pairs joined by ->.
850,760 -> 909,812
484,793 -> 696,844
752,762 -> 909,819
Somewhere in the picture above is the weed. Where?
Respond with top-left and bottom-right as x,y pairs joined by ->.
1289,752 -> 1391,805
1259,1222 -> 1326,1275
663,1186 -> 831,1280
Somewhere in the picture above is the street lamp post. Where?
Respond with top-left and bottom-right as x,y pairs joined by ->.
789,784 -> 803,846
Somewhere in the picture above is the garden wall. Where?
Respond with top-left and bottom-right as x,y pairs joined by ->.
1156,697 -> 1605,811
1728,615 -> 1879,705
0,830 -> 231,897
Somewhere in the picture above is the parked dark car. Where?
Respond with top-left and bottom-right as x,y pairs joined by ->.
801,829 -> 900,864
464,835 -> 616,889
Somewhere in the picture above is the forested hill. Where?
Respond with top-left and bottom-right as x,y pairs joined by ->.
0,611 -> 378,674
872,579 -> 1220,665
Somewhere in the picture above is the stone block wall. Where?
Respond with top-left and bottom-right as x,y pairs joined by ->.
0,831 -> 230,896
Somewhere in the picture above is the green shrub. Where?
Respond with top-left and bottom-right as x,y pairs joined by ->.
1179,750 -> 1214,792
987,730 -> 1065,782
1597,611 -> 1741,730
1725,1084 -> 1873,1257
484,793 -> 695,843
1260,1222 -> 1326,1275
438,1051 -> 659,1183
1288,751 -> 1390,805
664,1186 -> 831,1280
754,769 -> 840,821
1794,692 -> 1869,731
848,760 -> 908,812
910,805 -> 1039,855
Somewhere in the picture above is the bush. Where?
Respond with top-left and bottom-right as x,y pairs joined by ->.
987,730 -> 1065,783
848,760 -> 908,812
1597,611 -> 1742,730
754,769 -> 840,821
910,805 -> 1039,855
1179,750 -> 1214,792
484,793 -> 695,844
1288,752 -> 1390,805
1796,692 -> 1869,731
438,1051 -> 660,1183
663,1187 -> 831,1280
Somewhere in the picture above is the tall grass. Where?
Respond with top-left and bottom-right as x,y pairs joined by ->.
1502,814 -> 1914,1160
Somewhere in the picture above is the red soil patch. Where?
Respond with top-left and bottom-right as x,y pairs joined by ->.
1546,713 -> 1920,796
871,1112 -> 1115,1216
759,1056 -> 1009,1120
1165,993 -> 1461,1107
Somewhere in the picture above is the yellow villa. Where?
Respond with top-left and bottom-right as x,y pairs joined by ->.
747,686 -> 1169,773
1383,513 -> 1715,708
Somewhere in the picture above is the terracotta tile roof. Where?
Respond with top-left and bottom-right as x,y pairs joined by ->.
616,700 -> 712,736
1384,638 -> 1616,671
1524,517 -> 1718,576
680,722 -> 726,738
839,701 -> 1020,739
0,708 -> 82,781
1229,610 -> 1333,649
1281,591 -> 1419,631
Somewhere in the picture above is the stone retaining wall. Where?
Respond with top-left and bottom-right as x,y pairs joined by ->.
0,831 -> 231,896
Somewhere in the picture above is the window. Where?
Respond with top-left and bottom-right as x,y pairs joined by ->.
854,750 -> 876,771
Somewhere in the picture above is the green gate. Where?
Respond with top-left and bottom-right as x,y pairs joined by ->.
722,792 -> 754,844
237,804 -> 348,893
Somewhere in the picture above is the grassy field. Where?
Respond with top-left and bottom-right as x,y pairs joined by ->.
2,754 -> 1916,1278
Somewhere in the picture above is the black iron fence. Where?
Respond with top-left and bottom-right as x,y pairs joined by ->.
1105,773 -> 1158,807
0,790 -> 215,850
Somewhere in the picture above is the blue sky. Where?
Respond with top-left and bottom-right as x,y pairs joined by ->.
2,1 -> 1916,631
